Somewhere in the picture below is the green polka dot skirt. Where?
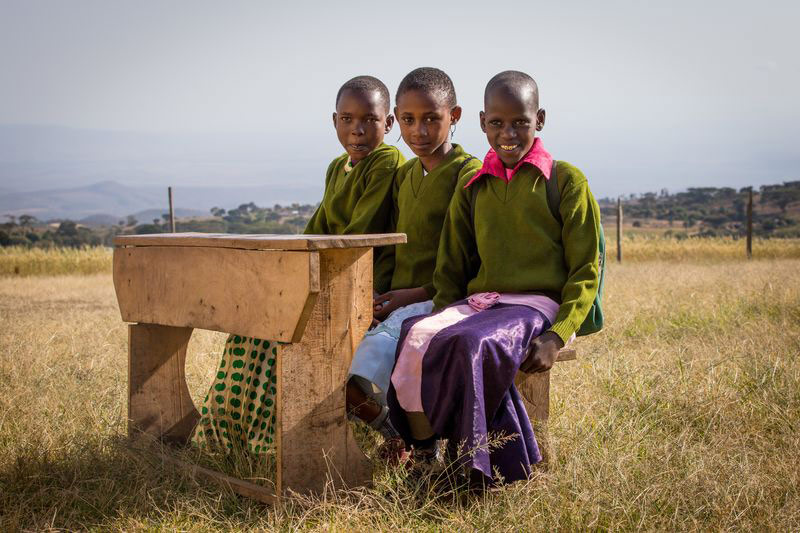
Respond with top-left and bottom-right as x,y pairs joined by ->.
192,334 -> 280,454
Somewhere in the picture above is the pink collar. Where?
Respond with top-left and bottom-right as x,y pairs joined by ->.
464,137 -> 552,188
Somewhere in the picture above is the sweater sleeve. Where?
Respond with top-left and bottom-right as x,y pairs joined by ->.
303,159 -> 338,235
371,165 -> 403,295
343,148 -> 401,235
350,148 -> 404,294
432,171 -> 480,310
547,163 -> 601,343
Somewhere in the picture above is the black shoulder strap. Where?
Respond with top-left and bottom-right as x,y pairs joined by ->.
452,156 -> 477,189
469,180 -> 479,230
545,160 -> 562,225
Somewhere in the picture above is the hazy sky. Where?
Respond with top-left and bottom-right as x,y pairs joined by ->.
1,0 -> 798,198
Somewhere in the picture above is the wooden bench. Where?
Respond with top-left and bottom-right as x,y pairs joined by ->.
112,232 -> 575,500
113,232 -> 405,500
516,347 -> 576,464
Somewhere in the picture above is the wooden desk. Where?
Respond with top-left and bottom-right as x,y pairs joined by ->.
112,232 -> 405,498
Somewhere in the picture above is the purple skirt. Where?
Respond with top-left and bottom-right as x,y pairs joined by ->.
388,301 -> 549,483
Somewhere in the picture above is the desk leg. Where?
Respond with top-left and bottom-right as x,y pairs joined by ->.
515,370 -> 553,465
128,324 -> 199,444
276,248 -> 373,495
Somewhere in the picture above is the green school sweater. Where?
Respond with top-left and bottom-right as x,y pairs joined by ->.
381,145 -> 481,297
304,143 -> 404,293
432,161 -> 601,344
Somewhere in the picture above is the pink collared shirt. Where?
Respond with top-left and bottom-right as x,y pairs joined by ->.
464,137 -> 553,188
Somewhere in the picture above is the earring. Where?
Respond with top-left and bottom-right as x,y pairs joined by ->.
396,132 -> 402,142
450,124 -> 457,139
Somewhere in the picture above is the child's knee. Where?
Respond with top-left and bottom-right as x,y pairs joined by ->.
345,377 -> 363,402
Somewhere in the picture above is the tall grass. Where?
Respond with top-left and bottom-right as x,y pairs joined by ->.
1,258 -> 799,530
0,246 -> 112,276
2,238 -> 800,278
605,235 -> 800,262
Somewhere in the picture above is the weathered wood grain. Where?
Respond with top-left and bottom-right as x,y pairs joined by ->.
128,324 -> 199,444
557,347 -> 577,362
114,247 -> 319,343
114,232 -> 406,251
516,370 -> 552,464
156,451 -> 277,505
515,347 -> 577,465
276,247 -> 373,496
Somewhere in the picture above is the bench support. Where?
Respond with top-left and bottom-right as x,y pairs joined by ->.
128,324 -> 198,444
515,370 -> 553,464
515,347 -> 576,465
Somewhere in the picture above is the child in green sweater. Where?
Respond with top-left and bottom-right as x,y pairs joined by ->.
304,75 -> 405,293
345,68 -> 481,462
387,71 -> 602,483
192,75 -> 403,455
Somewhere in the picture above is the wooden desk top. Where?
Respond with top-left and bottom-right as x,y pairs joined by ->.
114,232 -> 407,251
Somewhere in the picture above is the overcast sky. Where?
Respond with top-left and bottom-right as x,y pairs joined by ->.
1,0 -> 798,198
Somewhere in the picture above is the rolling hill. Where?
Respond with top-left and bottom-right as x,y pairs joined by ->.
0,180 -> 320,221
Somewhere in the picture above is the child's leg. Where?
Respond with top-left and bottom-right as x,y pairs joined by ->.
346,377 -> 382,422
347,301 -> 435,448
346,374 -> 401,441
405,413 -> 440,468
346,328 -> 402,436
347,374 -> 408,463
192,334 -> 279,454
406,412 -> 435,442
390,302 -> 549,483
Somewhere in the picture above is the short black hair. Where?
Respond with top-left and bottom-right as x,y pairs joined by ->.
396,67 -> 457,108
484,70 -> 539,108
335,75 -> 391,114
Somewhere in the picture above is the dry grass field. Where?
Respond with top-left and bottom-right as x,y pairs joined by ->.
0,246 -> 112,277
1,248 -> 799,530
2,237 -> 800,277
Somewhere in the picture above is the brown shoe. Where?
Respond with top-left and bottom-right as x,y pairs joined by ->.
376,436 -> 411,465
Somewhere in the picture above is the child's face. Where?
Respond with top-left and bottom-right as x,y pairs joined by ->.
332,89 -> 394,164
480,87 -> 545,168
394,89 -> 461,159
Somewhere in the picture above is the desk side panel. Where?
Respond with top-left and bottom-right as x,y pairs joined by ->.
113,246 -> 318,342
277,247 -> 373,495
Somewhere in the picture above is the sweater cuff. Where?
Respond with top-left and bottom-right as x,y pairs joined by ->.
548,320 -> 576,346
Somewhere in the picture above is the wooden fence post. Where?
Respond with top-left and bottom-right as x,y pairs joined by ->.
168,186 -> 176,233
616,197 -> 623,263
746,187 -> 753,259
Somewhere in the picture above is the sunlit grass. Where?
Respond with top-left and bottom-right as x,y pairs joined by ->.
1,258 -> 799,530
3,237 -> 800,279
0,246 -> 112,276
606,235 -> 800,262
0,236 -> 798,281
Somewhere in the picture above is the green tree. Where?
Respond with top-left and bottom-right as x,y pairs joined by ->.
57,221 -> 78,237
18,214 -> 38,228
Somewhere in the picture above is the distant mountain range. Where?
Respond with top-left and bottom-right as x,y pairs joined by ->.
77,209 -> 208,227
0,124 -> 331,220
0,180 -> 320,222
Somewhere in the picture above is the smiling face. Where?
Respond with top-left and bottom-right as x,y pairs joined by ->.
332,88 -> 394,164
480,85 -> 545,168
395,89 -> 461,170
